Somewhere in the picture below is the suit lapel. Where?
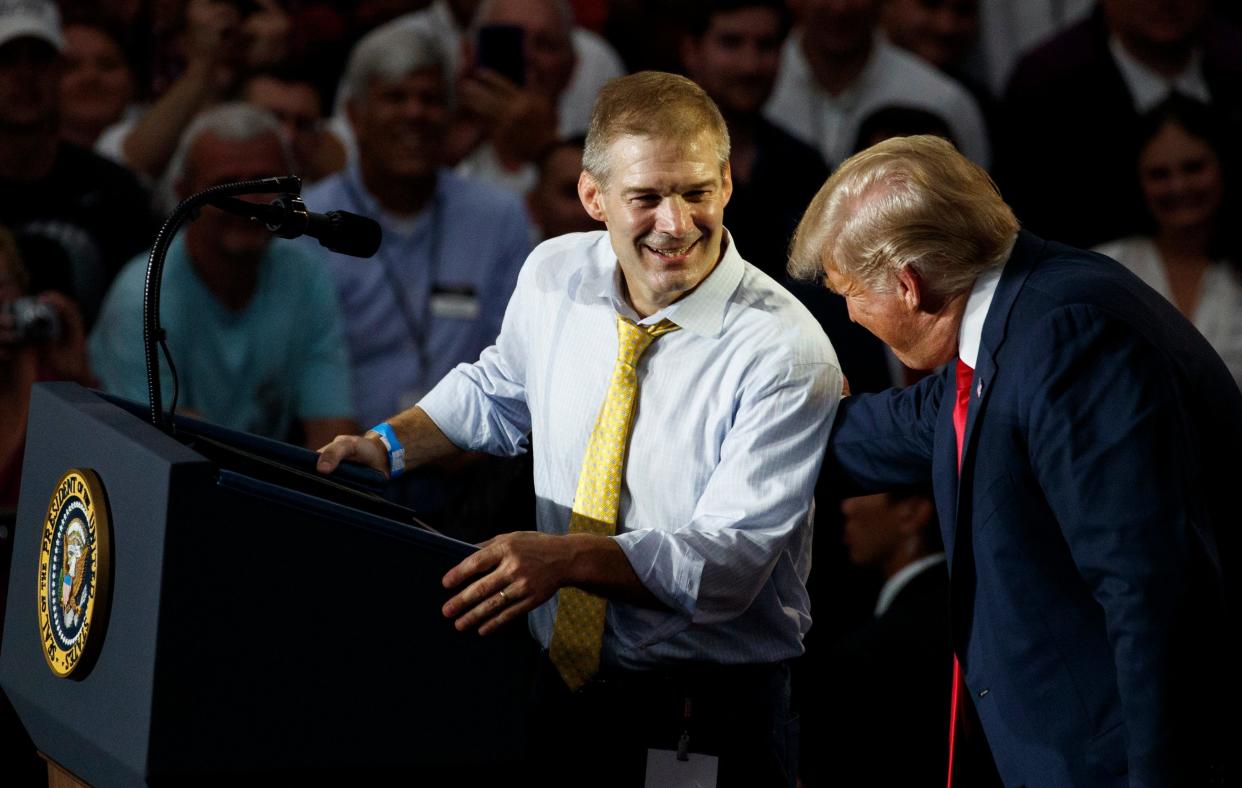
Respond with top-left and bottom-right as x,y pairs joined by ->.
949,230 -> 1045,583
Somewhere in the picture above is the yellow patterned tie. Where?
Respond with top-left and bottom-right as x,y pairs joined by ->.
548,314 -> 680,690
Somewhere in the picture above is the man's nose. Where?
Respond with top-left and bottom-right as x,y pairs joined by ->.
654,197 -> 692,236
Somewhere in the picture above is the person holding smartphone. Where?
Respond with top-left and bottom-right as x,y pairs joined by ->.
448,0 -> 579,196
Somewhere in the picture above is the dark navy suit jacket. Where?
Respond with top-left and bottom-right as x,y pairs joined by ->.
827,231 -> 1239,787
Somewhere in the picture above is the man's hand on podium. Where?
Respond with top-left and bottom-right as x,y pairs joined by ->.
316,432 -> 389,477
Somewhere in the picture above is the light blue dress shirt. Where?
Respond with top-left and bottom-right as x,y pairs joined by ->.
420,231 -> 842,668
303,166 -> 533,426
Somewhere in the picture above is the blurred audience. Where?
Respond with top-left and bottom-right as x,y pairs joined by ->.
881,0 -> 980,75
449,0 -> 576,194
974,0 -> 1092,96
304,23 -> 530,429
454,0 -> 626,194
95,0 -> 291,181
854,103 -> 955,151
526,135 -> 600,240
998,0 -> 1242,249
89,103 -> 356,448
241,64 -> 345,184
604,0 -> 693,74
1095,95 -> 1242,388
1,225 -> 92,512
57,10 -> 136,149
327,0 -> 624,194
763,0 -> 988,168
805,490 -> 955,787
682,0 -> 892,396
0,0 -> 155,328
879,0 -> 996,134
0,223 -> 75,788
682,0 -> 825,279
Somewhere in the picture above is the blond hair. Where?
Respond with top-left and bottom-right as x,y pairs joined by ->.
789,135 -> 1018,297
583,71 -> 729,185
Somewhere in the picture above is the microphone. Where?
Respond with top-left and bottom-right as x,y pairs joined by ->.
209,194 -> 383,258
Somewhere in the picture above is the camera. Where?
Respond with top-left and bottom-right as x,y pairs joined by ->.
2,297 -> 62,345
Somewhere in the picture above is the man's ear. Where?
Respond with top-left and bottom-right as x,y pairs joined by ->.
895,265 -> 925,313
720,160 -> 733,207
578,170 -> 608,223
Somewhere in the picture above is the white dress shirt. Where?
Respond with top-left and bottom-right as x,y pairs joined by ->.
419,231 -> 842,668
1107,36 -> 1210,114
958,260 -> 1005,369
1095,236 -> 1242,389
764,34 -> 990,168
874,553 -> 946,617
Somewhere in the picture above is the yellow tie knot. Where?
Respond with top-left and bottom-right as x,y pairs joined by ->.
616,315 -> 680,367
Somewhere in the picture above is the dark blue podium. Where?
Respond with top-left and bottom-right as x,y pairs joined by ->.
0,383 -> 535,785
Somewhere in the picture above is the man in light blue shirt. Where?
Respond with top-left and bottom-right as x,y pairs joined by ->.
318,72 -> 840,787
91,104 -> 355,448
303,23 -> 531,428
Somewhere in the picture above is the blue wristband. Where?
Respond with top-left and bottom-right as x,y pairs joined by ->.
370,422 -> 405,478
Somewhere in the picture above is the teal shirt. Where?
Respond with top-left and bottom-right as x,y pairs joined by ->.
89,235 -> 353,440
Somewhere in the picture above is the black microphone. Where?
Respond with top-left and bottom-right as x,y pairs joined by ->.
209,194 -> 383,258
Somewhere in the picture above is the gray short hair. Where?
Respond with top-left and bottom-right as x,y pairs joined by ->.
160,102 -> 293,213
339,21 -> 452,111
789,135 -> 1019,298
583,71 -> 730,186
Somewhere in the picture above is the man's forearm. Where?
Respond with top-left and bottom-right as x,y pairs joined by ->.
565,534 -> 663,609
379,405 -> 465,471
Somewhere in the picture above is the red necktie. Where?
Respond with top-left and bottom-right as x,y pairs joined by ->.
947,359 -> 973,788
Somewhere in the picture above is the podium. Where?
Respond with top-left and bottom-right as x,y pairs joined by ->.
0,383 -> 536,785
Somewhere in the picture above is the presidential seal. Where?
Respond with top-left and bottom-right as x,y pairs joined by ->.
37,469 -> 111,678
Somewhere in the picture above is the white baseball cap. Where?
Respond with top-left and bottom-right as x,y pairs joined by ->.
0,0 -> 63,52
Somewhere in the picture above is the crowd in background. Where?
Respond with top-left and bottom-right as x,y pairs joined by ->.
2,0 -> 1240,784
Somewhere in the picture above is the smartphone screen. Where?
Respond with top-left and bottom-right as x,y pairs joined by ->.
476,24 -> 526,86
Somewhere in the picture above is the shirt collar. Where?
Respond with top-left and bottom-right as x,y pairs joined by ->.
874,552 -> 945,617
1108,35 -> 1210,112
957,257 -> 1006,369
593,230 -> 745,338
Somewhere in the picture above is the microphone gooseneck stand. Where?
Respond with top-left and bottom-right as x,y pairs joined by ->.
142,175 -> 303,431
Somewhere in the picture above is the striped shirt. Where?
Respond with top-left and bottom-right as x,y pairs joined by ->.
420,230 -> 841,668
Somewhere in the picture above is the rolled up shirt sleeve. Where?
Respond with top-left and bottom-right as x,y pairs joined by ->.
614,357 -> 840,623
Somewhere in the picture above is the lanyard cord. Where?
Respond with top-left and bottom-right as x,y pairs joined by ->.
343,176 -> 444,377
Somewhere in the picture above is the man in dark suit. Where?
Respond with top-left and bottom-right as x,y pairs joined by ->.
997,0 -> 1242,249
789,134 -> 1238,786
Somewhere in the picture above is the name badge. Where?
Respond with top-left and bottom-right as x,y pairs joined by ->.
644,749 -> 718,788
430,285 -> 480,320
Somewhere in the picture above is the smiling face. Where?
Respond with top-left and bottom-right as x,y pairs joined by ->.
1138,120 -> 1223,236
58,24 -> 133,136
578,131 -> 732,317
349,67 -> 447,183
